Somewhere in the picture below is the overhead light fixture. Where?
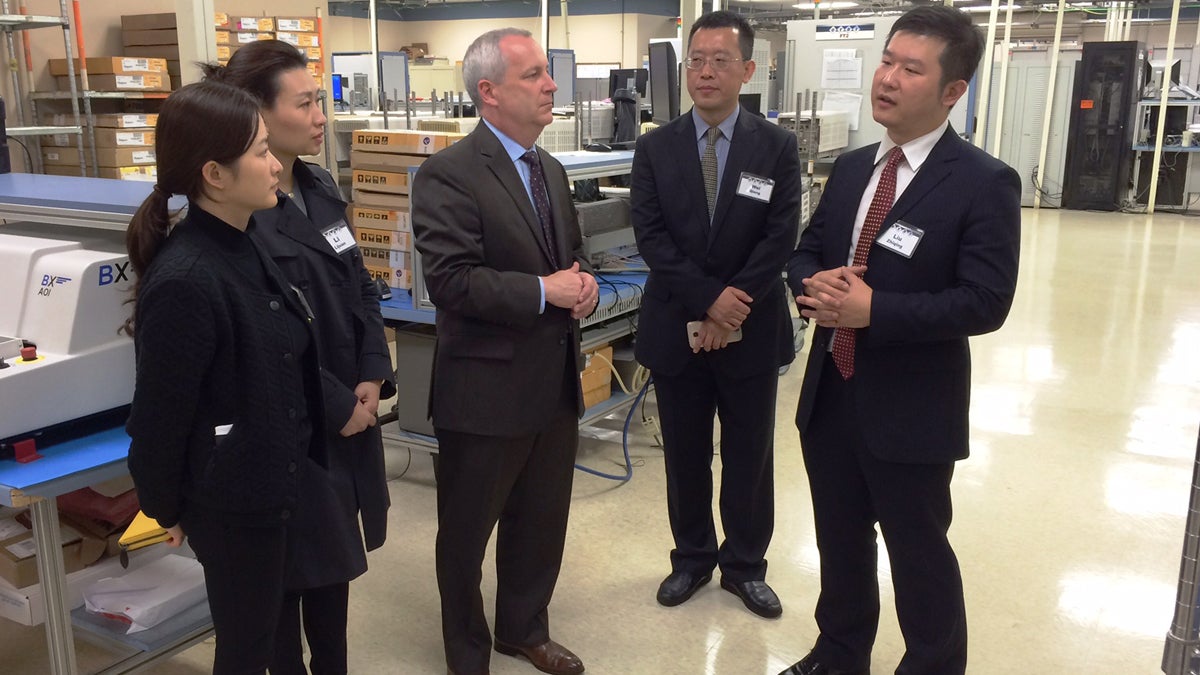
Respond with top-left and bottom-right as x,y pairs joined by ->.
792,1 -> 859,9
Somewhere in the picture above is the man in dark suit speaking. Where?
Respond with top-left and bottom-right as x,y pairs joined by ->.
632,11 -> 801,620
780,6 -> 1021,675
412,28 -> 597,675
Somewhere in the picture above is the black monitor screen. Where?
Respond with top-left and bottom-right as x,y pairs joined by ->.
738,93 -> 762,116
608,68 -> 647,99
331,74 -> 344,103
648,43 -> 679,125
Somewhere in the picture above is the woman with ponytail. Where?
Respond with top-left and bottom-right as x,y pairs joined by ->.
125,80 -> 331,673
203,40 -> 396,675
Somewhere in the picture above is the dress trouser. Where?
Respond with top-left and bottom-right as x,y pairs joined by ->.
434,395 -> 579,675
801,353 -> 966,675
653,356 -> 778,583
269,582 -> 351,675
182,510 -> 289,675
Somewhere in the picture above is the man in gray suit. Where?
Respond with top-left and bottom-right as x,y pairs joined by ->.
411,27 -> 597,675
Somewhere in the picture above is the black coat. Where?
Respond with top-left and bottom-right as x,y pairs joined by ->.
251,160 -> 394,556
127,205 -> 325,529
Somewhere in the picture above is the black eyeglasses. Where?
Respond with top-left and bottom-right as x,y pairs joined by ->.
684,56 -> 744,71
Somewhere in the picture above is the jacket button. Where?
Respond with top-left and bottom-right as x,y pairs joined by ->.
287,408 -> 297,419
558,337 -> 566,345
269,300 -> 280,311
280,510 -> 291,520
283,352 -> 293,361
287,461 -> 297,473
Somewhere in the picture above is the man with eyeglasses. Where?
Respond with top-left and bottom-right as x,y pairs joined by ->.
631,10 -> 801,620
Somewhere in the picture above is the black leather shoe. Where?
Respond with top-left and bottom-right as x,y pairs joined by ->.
720,577 -> 782,618
656,570 -> 712,607
778,651 -> 869,675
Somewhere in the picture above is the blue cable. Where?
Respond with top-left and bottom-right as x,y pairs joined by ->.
573,377 -> 652,482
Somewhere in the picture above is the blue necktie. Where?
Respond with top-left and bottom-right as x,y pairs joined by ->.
520,150 -> 560,268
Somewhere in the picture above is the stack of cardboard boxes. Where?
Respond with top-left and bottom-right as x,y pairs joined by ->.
215,13 -> 323,84
120,13 -> 184,83
349,129 -> 465,291
580,344 -> 615,409
41,113 -> 158,181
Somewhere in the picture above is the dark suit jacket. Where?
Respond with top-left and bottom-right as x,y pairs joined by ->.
251,160 -> 393,553
127,205 -> 325,529
632,107 -> 801,378
787,126 -> 1021,464
411,122 -> 591,438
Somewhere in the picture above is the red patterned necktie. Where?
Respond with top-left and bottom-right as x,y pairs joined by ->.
831,146 -> 905,380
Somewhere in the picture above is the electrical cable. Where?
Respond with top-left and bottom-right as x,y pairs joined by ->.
7,136 -> 34,171
574,376 -> 653,482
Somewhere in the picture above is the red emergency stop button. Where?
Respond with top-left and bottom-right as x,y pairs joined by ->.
20,346 -> 37,361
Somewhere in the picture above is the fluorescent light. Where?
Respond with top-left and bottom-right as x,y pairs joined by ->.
792,1 -> 859,8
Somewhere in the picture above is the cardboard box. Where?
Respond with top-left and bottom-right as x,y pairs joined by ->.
166,60 -> 181,77
360,246 -> 412,270
216,44 -> 232,61
214,12 -> 230,28
58,73 -> 170,92
46,128 -> 153,148
215,29 -> 230,45
353,190 -> 410,211
44,165 -> 158,182
277,31 -> 319,47
121,29 -> 178,47
49,57 -> 169,76
121,13 -> 176,31
0,542 -> 173,626
306,61 -> 324,77
352,206 -> 410,231
364,265 -> 413,290
298,45 -> 322,61
235,32 -> 275,44
43,147 -> 156,167
351,150 -> 425,172
355,227 -> 411,251
276,17 -> 317,32
353,169 -> 409,195
352,129 -> 465,155
124,45 -> 179,60
580,344 -> 614,409
0,522 -> 106,589
44,113 -> 157,129
229,16 -> 275,32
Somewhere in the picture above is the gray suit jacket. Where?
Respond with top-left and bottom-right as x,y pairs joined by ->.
411,122 -> 591,437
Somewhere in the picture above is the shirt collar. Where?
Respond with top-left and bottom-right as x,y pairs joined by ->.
875,119 -> 949,172
482,117 -> 534,162
692,105 -> 740,144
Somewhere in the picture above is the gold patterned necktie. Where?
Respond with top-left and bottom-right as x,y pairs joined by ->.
831,146 -> 906,380
701,126 -> 721,220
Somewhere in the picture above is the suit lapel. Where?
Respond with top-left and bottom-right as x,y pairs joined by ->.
886,128 -> 959,224
262,162 -> 345,264
672,113 -> 710,238
478,124 -> 558,269
708,111 -> 757,246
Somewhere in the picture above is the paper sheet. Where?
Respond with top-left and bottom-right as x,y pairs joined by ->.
821,49 -> 862,89
822,91 -> 864,131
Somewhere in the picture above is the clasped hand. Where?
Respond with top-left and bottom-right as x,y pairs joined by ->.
543,262 -> 599,319
796,266 -> 872,328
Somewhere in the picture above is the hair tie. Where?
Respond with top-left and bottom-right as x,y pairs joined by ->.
153,184 -> 170,197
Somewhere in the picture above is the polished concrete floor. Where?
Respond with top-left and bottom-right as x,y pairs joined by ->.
4,206 -> 1200,673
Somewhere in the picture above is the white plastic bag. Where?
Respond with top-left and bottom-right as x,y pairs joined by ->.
84,553 -> 206,633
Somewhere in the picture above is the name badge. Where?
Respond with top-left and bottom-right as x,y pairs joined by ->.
877,220 -> 924,258
735,172 -> 774,203
322,220 -> 356,254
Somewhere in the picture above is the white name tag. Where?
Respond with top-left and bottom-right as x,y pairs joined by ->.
877,220 -> 925,258
214,424 -> 232,437
735,172 -> 774,203
322,221 -> 356,254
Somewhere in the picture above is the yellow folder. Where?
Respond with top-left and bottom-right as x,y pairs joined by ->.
117,511 -> 171,567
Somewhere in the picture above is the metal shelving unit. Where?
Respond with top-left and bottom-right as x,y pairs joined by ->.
0,2 -> 85,175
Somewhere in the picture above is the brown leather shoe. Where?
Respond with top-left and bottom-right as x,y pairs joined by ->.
494,639 -> 584,675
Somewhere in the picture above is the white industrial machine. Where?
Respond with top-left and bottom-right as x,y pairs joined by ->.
0,222 -> 135,444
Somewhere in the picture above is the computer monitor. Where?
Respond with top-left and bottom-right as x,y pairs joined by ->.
738,93 -> 762,117
648,42 -> 679,125
331,74 -> 344,103
608,68 -> 647,99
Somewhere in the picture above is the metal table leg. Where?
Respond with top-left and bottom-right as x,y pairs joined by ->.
30,496 -> 79,675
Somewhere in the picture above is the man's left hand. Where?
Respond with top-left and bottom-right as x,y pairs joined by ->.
355,381 -> 383,416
